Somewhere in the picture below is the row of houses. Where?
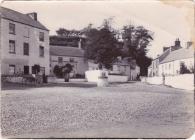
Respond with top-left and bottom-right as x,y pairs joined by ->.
1,7 -> 140,80
148,39 -> 194,77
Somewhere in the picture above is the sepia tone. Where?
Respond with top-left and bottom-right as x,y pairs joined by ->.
0,0 -> 194,139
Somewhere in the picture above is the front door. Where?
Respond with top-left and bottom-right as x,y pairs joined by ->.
24,65 -> 29,75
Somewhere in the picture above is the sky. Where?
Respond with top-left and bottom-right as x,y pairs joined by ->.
1,0 -> 194,58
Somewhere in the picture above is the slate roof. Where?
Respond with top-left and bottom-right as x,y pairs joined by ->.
158,49 -> 171,62
0,7 -> 49,31
50,45 -> 84,57
160,47 -> 194,64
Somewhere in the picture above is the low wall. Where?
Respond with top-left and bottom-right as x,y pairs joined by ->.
108,75 -> 128,83
85,70 -> 108,82
1,75 -> 43,85
141,74 -> 194,90
85,70 -> 128,83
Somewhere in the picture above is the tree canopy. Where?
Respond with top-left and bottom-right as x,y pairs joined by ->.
122,25 -> 153,76
55,18 -> 154,75
84,21 -> 121,69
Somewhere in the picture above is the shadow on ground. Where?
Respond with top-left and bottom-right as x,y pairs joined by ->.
1,81 -> 139,91
1,82 -> 97,90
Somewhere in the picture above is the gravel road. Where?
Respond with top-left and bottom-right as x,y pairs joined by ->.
1,82 -> 194,138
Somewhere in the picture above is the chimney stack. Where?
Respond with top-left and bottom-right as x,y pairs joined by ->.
27,12 -> 37,21
186,41 -> 193,49
175,38 -> 180,46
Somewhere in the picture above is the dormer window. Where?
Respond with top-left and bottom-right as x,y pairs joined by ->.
9,23 -> 15,34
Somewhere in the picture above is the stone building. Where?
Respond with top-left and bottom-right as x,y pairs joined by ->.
50,37 -> 88,77
1,7 -> 50,75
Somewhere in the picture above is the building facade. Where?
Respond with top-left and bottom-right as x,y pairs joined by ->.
1,7 -> 50,75
50,38 -> 88,77
148,39 -> 194,77
159,46 -> 194,76
88,58 -> 140,80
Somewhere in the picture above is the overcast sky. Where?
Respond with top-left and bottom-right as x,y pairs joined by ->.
2,0 -> 194,58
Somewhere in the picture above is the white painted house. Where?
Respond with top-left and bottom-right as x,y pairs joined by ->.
159,46 -> 194,76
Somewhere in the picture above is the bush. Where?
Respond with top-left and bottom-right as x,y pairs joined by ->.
75,74 -> 85,78
180,63 -> 191,74
53,65 -> 63,78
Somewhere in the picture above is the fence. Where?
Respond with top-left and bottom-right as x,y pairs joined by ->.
141,74 -> 194,90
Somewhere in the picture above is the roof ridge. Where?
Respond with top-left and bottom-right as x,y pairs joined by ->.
1,6 -> 49,31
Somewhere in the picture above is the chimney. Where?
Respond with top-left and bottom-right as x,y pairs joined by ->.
27,12 -> 37,21
78,38 -> 82,49
186,41 -> 193,49
175,38 -> 180,46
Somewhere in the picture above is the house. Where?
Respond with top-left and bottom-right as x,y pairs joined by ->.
148,47 -> 170,77
148,39 -> 194,77
50,36 -> 88,77
111,58 -> 140,80
159,43 -> 194,76
1,7 -> 50,75
88,57 -> 140,80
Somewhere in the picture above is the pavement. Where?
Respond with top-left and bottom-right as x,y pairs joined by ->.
1,82 -> 194,138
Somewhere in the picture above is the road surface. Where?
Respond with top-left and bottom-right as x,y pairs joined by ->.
1,82 -> 194,138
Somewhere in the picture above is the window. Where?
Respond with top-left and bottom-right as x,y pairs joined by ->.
58,57 -> 63,63
9,40 -> 15,54
39,32 -> 44,41
69,58 -> 74,62
9,23 -> 15,34
23,43 -> 29,55
24,27 -> 29,38
24,66 -> 29,75
32,66 -> 35,74
9,65 -> 15,74
39,46 -> 44,57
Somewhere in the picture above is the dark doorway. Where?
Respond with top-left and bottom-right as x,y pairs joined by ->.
24,65 -> 29,75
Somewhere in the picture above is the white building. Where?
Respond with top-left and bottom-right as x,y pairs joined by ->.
1,7 -> 50,75
88,58 -> 140,80
159,46 -> 194,76
148,39 -> 194,77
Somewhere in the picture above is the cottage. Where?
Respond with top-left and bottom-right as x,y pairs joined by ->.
1,7 -> 50,75
50,37 -> 88,77
159,45 -> 194,76
148,39 -> 194,77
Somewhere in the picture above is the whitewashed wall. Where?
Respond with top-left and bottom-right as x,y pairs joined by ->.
85,70 -> 108,82
142,74 -> 194,90
85,70 -> 128,83
159,58 -> 194,76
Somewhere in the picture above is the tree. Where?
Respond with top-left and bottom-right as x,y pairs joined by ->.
180,62 -> 190,74
53,65 -> 63,78
56,28 -> 81,37
84,19 -> 120,69
122,25 -> 153,76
